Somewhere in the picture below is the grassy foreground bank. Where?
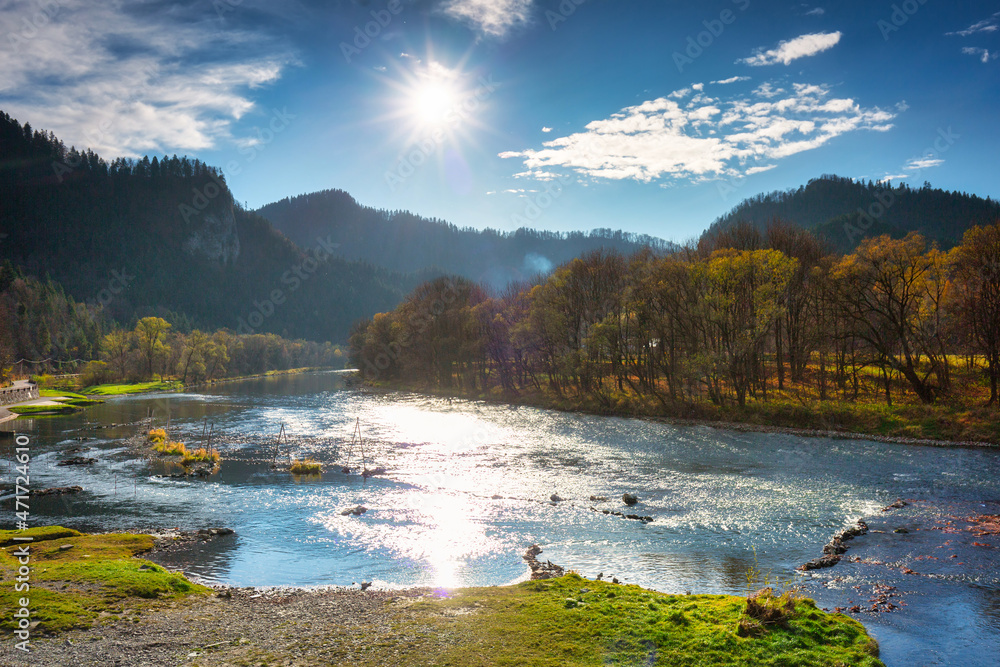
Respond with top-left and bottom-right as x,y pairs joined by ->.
1,528 -> 882,666
0,527 -> 209,634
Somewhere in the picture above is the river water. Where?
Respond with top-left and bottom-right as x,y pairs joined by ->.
2,371 -> 998,666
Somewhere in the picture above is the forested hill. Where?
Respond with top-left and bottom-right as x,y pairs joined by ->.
706,175 -> 1000,253
0,111 -> 415,342
256,189 -> 675,286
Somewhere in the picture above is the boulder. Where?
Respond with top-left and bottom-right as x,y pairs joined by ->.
30,486 -> 83,497
622,493 -> 639,506
57,457 -> 96,466
340,506 -> 368,517
550,494 -> 563,502
797,554 -> 841,571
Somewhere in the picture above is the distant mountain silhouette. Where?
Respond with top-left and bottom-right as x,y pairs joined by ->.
0,111 -> 414,342
705,174 -> 1000,253
256,189 -> 676,286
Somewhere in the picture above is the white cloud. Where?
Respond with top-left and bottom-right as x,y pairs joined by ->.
880,174 -> 910,182
712,76 -> 751,85
947,12 -> 1000,37
905,157 -> 945,170
439,0 -> 533,38
753,82 -> 785,98
805,8 -> 826,16
0,0 -> 293,157
500,82 -> 895,184
961,47 -> 998,63
739,31 -> 843,66
542,126 -> 553,132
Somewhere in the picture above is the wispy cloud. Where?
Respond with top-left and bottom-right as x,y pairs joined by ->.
904,157 -> 945,170
0,1 -> 294,158
947,12 -> 1000,37
500,83 -> 894,184
542,126 -> 553,132
961,47 -> 998,63
438,0 -> 533,38
711,76 -> 751,85
804,7 -> 826,16
739,31 -> 842,66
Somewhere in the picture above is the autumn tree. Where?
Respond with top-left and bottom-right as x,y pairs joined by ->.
831,233 -> 945,403
703,249 -> 797,406
134,316 -> 171,379
950,222 -> 1000,405
101,329 -> 132,381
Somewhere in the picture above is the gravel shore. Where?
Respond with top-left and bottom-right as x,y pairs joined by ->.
2,586 -> 433,667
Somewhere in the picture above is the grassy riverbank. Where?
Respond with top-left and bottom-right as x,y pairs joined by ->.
29,367 -> 335,398
366,378 -> 1000,446
2,528 -> 882,666
0,527 -> 209,634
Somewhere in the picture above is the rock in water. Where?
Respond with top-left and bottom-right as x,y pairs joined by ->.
340,506 -> 368,517
550,494 -> 563,502
797,554 -> 841,571
522,544 -> 564,580
622,493 -> 638,506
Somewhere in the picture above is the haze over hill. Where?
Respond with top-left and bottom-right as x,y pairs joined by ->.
256,190 -> 675,287
706,175 -> 1000,253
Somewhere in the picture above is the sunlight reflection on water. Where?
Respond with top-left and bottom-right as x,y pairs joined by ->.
6,372 -> 1000,665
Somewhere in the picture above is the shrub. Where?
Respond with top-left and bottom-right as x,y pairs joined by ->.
153,441 -> 187,457
182,448 -> 220,465
79,361 -> 111,387
147,429 -> 167,443
290,458 -> 321,474
737,587 -> 801,637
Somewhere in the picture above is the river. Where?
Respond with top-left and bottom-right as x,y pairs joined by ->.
2,371 -> 998,666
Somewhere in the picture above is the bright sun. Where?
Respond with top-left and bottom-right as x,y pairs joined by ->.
411,80 -> 459,126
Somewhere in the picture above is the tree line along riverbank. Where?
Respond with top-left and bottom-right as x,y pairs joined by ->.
350,227 -> 1000,446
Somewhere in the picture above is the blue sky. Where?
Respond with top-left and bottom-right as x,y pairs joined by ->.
2,0 -> 998,242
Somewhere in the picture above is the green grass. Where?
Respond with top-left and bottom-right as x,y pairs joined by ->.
39,389 -> 87,399
9,404 -> 80,415
0,527 -> 209,634
0,526 -> 82,547
374,573 -> 882,667
80,380 -> 183,396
